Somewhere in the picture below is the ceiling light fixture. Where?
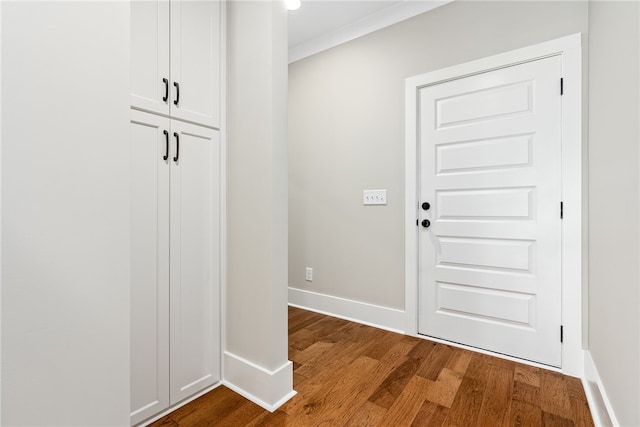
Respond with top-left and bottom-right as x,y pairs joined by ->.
286,0 -> 301,11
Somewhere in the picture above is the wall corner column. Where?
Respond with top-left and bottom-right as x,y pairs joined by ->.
224,0 -> 294,411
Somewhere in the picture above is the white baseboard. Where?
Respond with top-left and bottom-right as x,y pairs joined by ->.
288,287 -> 408,334
583,350 -> 618,426
222,351 -> 296,412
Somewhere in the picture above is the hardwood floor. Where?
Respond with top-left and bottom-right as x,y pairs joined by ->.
150,306 -> 594,426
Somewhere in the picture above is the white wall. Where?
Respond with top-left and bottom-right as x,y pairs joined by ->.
587,2 -> 640,426
225,0 -> 293,409
289,1 -> 588,313
1,2 -> 130,425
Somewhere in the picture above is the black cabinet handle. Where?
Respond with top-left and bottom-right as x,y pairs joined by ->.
162,78 -> 169,102
422,202 -> 430,210
163,130 -> 169,161
173,81 -> 180,106
173,132 -> 179,162
421,219 -> 431,228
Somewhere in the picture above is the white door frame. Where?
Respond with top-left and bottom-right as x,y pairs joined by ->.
404,33 -> 584,376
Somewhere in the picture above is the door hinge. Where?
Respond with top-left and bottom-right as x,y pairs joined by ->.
560,325 -> 564,343
560,201 -> 564,219
560,78 -> 564,95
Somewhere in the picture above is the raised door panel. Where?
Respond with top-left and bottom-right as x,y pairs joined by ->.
170,0 -> 221,128
130,110 -> 171,425
131,0 -> 170,115
169,120 -> 221,404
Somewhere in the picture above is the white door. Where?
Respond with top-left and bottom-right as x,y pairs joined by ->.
418,56 -> 563,367
130,0 -> 170,115
170,0 -> 221,129
169,120 -> 221,403
130,110 -> 170,424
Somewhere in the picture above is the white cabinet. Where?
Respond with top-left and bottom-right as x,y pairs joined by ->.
130,110 -> 221,425
130,0 -> 170,116
169,119 -> 221,404
130,112 -> 171,425
130,0 -> 223,423
131,0 -> 221,129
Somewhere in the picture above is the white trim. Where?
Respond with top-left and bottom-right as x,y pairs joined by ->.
558,35 -> 585,378
135,383 -> 222,427
222,352 -> 296,412
288,0 -> 452,64
219,0 -> 228,401
404,33 -> 584,376
583,351 -> 618,426
288,287 -> 407,334
0,3 -> 3,421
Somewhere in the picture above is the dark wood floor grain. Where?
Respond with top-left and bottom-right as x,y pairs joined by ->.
150,306 -> 594,426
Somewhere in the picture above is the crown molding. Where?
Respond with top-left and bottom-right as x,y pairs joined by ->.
288,0 -> 453,63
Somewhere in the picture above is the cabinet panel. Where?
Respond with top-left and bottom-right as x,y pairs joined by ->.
170,0 -> 221,128
130,111 -> 171,425
131,0 -> 170,115
169,121 -> 221,404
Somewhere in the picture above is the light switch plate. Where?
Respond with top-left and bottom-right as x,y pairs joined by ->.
363,189 -> 387,205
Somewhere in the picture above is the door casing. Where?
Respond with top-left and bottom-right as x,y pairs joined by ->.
404,33 -> 584,376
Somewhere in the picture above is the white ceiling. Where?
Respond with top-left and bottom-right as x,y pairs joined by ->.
288,1 -> 400,48
287,0 -> 452,63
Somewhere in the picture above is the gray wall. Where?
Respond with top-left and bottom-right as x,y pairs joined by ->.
289,1 -> 589,309
227,1 -> 289,372
588,2 -> 640,426
2,2 -> 130,424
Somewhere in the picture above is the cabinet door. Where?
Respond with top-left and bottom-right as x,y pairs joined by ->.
131,0 -> 170,115
169,120 -> 221,404
130,110 -> 171,425
170,0 -> 221,128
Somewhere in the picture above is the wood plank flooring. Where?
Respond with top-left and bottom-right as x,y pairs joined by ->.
150,306 -> 594,426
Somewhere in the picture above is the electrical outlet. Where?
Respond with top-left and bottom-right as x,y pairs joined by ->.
363,189 -> 387,205
305,267 -> 313,282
